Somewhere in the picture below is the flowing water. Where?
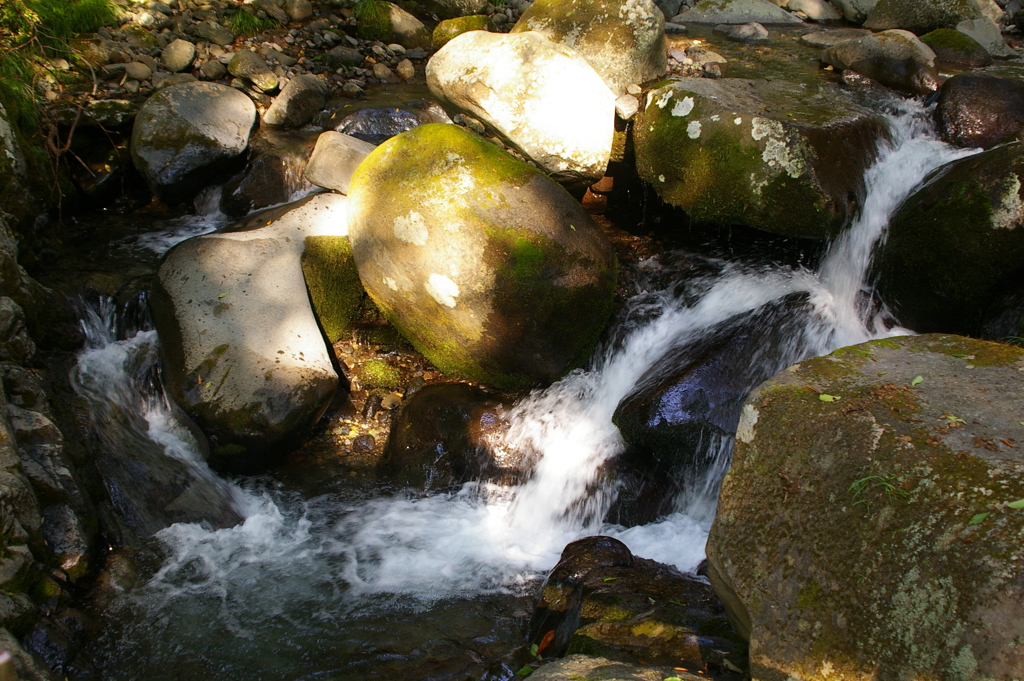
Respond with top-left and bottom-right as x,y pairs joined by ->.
76,101 -> 977,679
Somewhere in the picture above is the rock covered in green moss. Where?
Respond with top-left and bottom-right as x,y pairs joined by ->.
346,123 -> 617,388
300,235 -> 364,343
416,0 -> 489,20
151,194 -> 349,472
130,82 -> 257,204
935,74 -> 1024,149
871,142 -> 1024,337
707,334 -> 1024,681
426,30 -> 616,185
228,49 -> 279,94
510,0 -> 667,97
822,29 -> 940,95
920,28 -> 991,66
634,78 -> 887,238
864,0 -> 1001,33
432,15 -> 495,49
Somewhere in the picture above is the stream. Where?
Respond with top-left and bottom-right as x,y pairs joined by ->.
61,99 -> 974,680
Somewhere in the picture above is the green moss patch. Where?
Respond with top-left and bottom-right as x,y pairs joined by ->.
301,235 -> 364,343
360,359 -> 402,389
432,15 -> 495,49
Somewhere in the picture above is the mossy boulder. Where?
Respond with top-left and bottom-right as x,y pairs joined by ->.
511,0 -> 667,97
935,74 -> 1024,150
822,29 -> 940,95
633,78 -> 887,239
432,15 -> 495,50
346,123 -> 617,389
676,0 -> 803,23
864,0 -> 1000,33
130,82 -> 256,204
150,195 -> 348,472
529,537 -> 745,671
871,142 -> 1024,337
227,50 -> 279,94
415,0 -> 489,20
300,235 -> 364,343
707,334 -> 1024,681
359,1 -> 431,48
426,31 -> 616,185
920,28 -> 991,67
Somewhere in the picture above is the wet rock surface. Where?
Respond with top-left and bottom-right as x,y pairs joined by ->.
821,29 -> 940,95
935,73 -> 1024,149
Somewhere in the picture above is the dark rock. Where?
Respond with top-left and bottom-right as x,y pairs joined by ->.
331,106 -> 432,144
325,45 -> 364,68
220,127 -> 318,217
379,383 -> 510,490
935,74 -> 1024,150
708,334 -> 1024,680
920,28 -> 991,67
264,74 -> 329,128
871,142 -> 1024,337
822,29 -> 939,96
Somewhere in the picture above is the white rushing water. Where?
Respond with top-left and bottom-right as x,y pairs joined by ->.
76,103 -> 977,621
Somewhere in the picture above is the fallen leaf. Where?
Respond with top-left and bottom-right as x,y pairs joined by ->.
1007,498 -> 1024,509
516,666 -> 533,677
911,375 -> 923,386
602,577 -> 617,582
218,292 -> 229,299
942,414 -> 965,424
968,512 -> 990,525
537,630 -> 555,656
819,394 -> 839,402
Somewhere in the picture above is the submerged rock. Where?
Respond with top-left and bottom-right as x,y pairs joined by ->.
426,30 -> 616,184
822,29 -> 940,95
220,127 -> 318,217
676,0 -> 803,24
379,383 -> 510,490
871,142 -> 1024,337
331,106 -> 431,145
528,536 -> 745,670
130,82 -> 257,204
511,0 -> 667,96
151,194 -> 348,472
935,74 -> 1024,149
634,78 -> 887,238
707,334 -> 1024,680
346,123 -> 617,388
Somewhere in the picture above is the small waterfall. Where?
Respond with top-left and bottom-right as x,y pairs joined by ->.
86,101 -> 976,678
131,186 -> 230,256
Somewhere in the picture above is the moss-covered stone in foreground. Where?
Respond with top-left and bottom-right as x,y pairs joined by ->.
300,235 -> 363,343
707,334 -> 1024,681
432,15 -> 494,50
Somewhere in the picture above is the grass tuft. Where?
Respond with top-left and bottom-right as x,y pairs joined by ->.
354,0 -> 391,42
229,9 -> 276,37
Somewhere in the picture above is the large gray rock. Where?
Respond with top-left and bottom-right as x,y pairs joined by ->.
228,49 -> 279,93
150,194 -> 348,472
954,16 -> 1016,58
708,334 -> 1024,681
263,74 -> 329,128
161,38 -> 196,72
304,131 -> 377,194
676,0 -> 804,24
511,0 -> 667,97
822,29 -> 940,95
427,30 -> 616,184
193,19 -> 236,46
871,142 -> 1024,337
864,0 -> 1001,32
634,78 -> 888,238
346,123 -> 617,388
131,82 -> 257,203
830,0 -> 876,23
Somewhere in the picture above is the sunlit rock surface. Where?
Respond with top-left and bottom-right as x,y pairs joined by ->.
346,123 -> 617,388
676,0 -> 803,24
708,334 -> 1024,681
871,141 -> 1024,338
426,30 -> 616,184
511,0 -> 667,96
634,78 -> 887,238
150,194 -> 349,472
821,29 -> 940,95
130,82 -> 256,203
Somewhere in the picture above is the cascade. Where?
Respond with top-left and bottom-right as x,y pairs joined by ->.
76,101 -> 976,679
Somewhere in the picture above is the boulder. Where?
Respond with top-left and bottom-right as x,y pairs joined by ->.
511,0 -> 667,97
935,74 -> 1024,149
160,38 -> 196,73
150,194 -> 348,472
708,334 -> 1024,681
676,0 -> 803,24
220,127 -> 318,217
263,74 -> 329,128
303,131 -> 377,194
378,383 -> 511,490
346,123 -> 617,388
864,0 -> 1001,32
830,0 -> 877,23
228,49 -> 279,93
920,28 -> 992,66
634,78 -> 887,238
193,20 -> 235,46
427,31 -> 616,184
785,0 -> 842,21
528,537 -> 745,670
130,82 -> 257,203
331,106 -> 432,145
610,293 -> 814,525
416,0 -> 489,19
871,142 -> 1024,337
954,16 -> 1016,58
432,15 -> 496,50
821,29 -> 940,95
